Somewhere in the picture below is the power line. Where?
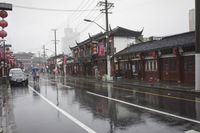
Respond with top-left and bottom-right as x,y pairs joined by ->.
68,0 -> 92,21
69,0 -> 99,25
73,5 -> 100,30
13,4 -> 99,12
55,0 -> 99,31
66,13 -> 104,43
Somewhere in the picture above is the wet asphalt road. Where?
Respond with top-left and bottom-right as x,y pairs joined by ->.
8,74 -> 200,133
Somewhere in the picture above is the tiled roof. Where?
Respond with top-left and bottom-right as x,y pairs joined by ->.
70,26 -> 142,50
110,26 -> 142,37
114,31 -> 195,57
78,32 -> 104,47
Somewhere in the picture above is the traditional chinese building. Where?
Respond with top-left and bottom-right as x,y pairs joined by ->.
113,31 -> 195,84
68,26 -> 143,78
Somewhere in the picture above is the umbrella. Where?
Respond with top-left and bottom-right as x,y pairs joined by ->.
32,67 -> 39,73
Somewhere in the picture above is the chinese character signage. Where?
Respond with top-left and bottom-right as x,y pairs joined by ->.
98,42 -> 105,57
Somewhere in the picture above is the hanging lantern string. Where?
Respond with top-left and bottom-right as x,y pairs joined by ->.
0,10 -> 8,39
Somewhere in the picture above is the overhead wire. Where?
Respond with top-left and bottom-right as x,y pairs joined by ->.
66,13 -> 104,43
69,0 -> 99,27
13,4 -> 99,12
55,0 -> 99,32
68,0 -> 92,22
11,1 -> 103,54
73,5 -> 101,30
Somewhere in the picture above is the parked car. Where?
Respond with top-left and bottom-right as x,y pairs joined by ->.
9,68 -> 28,87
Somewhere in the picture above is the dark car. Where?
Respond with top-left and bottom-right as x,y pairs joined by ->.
9,68 -> 28,87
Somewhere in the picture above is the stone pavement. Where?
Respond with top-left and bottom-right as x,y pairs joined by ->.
0,78 -> 16,133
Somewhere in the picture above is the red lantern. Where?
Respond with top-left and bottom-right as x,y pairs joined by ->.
0,30 -> 7,38
0,10 -> 8,18
0,20 -> 8,28
6,47 -> 10,51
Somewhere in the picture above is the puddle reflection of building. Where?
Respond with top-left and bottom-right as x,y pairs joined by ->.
69,82 -> 145,132
196,98 -> 200,120
106,83 -> 144,132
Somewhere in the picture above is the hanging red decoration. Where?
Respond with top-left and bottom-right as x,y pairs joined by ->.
0,30 -> 7,38
6,47 -> 10,51
0,10 -> 8,18
0,20 -> 8,28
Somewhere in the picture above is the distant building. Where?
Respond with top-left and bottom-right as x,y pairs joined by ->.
61,27 -> 80,54
14,52 -> 34,71
189,9 -> 195,31
114,31 -> 195,84
68,26 -> 143,77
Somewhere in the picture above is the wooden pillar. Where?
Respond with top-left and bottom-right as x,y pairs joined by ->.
140,55 -> 145,80
117,59 -> 121,76
156,55 -> 161,82
176,53 -> 182,83
130,59 -> 133,79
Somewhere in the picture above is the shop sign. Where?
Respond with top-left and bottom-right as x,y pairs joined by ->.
98,42 -> 105,57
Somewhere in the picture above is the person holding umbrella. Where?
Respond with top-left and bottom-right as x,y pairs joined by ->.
32,67 -> 40,82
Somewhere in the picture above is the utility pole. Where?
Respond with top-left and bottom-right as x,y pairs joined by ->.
3,40 -> 5,76
52,29 -> 57,73
43,45 -> 46,73
97,0 -> 114,81
63,52 -> 66,76
38,51 -> 41,68
195,0 -> 200,91
105,0 -> 111,81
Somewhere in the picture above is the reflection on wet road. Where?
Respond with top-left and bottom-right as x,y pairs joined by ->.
9,75 -> 200,133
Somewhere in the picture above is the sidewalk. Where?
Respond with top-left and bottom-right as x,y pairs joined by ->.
65,75 -> 199,95
0,78 -> 15,133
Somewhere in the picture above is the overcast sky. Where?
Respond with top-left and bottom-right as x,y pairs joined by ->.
1,0 -> 195,55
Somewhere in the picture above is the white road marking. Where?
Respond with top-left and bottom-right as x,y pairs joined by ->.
29,85 -> 96,133
87,91 -> 200,124
185,130 -> 200,133
59,84 -> 73,89
39,78 -> 73,89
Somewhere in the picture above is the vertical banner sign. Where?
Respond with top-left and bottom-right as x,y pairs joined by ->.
98,42 -> 105,57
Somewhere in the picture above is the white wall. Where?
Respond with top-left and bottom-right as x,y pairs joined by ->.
113,36 -> 136,53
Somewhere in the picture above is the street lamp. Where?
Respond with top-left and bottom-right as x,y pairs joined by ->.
45,48 -> 54,54
84,19 -> 106,31
84,19 -> 112,81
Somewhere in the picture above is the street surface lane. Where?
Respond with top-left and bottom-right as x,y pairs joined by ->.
8,75 -> 200,133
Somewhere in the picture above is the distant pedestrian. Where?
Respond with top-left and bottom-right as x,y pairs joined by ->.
32,67 -> 39,82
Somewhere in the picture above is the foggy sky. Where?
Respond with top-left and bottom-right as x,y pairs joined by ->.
1,0 -> 195,55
